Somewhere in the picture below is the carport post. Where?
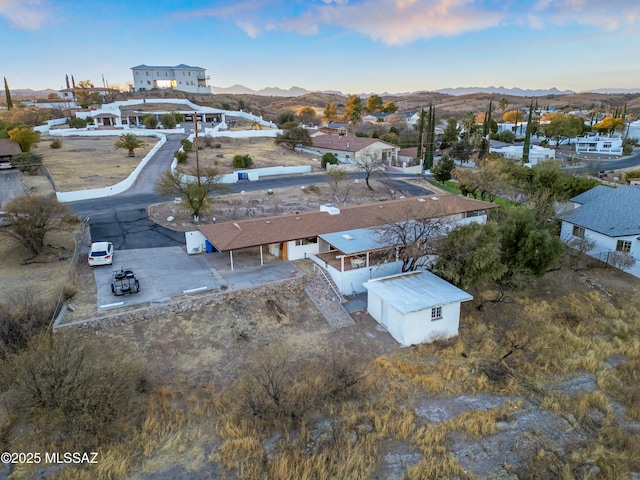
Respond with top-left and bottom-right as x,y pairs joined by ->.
260,245 -> 264,265
230,250 -> 234,271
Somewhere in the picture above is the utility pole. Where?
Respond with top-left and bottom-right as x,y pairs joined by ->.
193,111 -> 201,187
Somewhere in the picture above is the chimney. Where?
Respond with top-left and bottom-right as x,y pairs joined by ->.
65,74 -> 70,89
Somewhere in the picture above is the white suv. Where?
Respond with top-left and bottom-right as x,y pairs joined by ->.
88,242 -> 114,266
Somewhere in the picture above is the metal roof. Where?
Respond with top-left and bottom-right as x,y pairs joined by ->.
364,270 -> 473,314
319,227 -> 391,254
560,185 -> 640,237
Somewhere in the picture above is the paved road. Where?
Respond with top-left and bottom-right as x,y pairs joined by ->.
0,170 -> 25,208
561,147 -> 640,174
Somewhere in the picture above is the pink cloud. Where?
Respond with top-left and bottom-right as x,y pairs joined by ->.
0,0 -> 48,30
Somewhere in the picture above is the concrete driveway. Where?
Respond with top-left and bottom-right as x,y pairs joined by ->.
92,247 -> 226,310
0,170 -> 24,208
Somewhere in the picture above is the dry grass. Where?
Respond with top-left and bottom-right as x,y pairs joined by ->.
38,134 -> 157,192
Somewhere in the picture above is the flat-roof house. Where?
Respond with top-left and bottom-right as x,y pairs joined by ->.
197,194 -> 497,293
364,270 -> 473,346
131,64 -> 211,94
310,135 -> 399,165
575,135 -> 623,156
560,185 -> 640,275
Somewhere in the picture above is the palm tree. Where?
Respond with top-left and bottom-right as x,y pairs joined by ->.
114,133 -> 145,157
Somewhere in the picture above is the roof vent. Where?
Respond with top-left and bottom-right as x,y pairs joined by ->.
266,221 -> 271,224
431,196 -> 439,201
341,234 -> 354,240
417,198 -> 426,202
296,217 -> 300,220
378,205 -> 383,208
320,204 -> 341,215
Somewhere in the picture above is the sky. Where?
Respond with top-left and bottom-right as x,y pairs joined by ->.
2,0 -> 640,94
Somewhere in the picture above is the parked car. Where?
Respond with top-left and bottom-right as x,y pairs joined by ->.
0,160 -> 14,170
88,241 -> 114,266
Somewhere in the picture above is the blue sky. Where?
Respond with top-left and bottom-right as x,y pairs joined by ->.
2,0 -> 640,93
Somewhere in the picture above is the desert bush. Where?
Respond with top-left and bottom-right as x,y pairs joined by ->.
50,138 -> 62,149
199,135 -> 216,148
321,152 -> 338,168
180,138 -> 193,152
142,114 -> 158,129
63,283 -> 78,300
2,333 -> 144,449
232,154 -> 253,169
68,117 -> 86,128
10,152 -> 43,175
624,168 -> 640,183
0,292 -> 53,358
174,150 -> 188,164
160,113 -> 177,129
238,346 -> 366,427
304,184 -> 320,194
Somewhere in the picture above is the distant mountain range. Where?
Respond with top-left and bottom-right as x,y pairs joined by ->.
4,85 -> 640,99
210,84 -> 640,97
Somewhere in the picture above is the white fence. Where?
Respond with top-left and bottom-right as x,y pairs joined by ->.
55,133 -> 167,202
34,118 -> 69,133
203,129 -> 281,138
170,159 -> 312,184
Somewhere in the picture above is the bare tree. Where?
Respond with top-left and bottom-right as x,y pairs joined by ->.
2,195 -> 70,256
608,251 -> 636,271
325,167 -> 351,205
371,211 -> 449,272
562,234 -> 596,270
155,166 -> 227,219
354,148 -> 385,191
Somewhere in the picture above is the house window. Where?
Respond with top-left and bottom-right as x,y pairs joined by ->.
431,306 -> 442,321
295,238 -> 317,246
616,240 -> 631,253
572,225 -> 585,238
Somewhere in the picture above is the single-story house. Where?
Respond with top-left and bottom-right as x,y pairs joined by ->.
362,113 -> 393,124
559,185 -> 640,273
363,270 -> 473,346
575,135 -> 623,156
490,144 -> 556,166
196,194 -> 497,292
309,135 -> 399,165
0,139 -> 21,161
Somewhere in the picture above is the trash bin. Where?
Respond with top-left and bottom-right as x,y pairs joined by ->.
205,240 -> 213,253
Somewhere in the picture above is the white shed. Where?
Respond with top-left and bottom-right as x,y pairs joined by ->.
363,270 -> 473,347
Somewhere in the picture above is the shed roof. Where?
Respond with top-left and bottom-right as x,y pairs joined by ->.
0,139 -> 21,157
320,226 -> 393,255
198,194 -> 497,252
560,185 -> 640,236
363,270 -> 473,314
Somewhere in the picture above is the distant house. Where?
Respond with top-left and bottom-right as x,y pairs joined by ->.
490,144 -> 556,166
364,270 -> 473,346
575,135 -> 623,156
559,185 -> 640,274
57,86 -> 116,102
131,64 -> 211,94
309,135 -> 399,165
362,112 -> 392,124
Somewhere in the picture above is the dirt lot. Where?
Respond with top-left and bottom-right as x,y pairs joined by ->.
37,134 -> 158,192
177,135 -> 323,175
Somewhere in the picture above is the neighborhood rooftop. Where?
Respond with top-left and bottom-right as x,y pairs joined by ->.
198,194 -> 497,252
0,139 -> 21,157
560,185 -> 640,237
311,135 -> 395,153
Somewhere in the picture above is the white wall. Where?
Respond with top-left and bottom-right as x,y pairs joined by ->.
55,133 -> 166,202
204,129 -> 281,138
171,158 -> 312,184
367,291 -> 461,346
286,240 -> 319,260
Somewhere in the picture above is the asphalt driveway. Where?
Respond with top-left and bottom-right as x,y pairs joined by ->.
88,207 -> 185,250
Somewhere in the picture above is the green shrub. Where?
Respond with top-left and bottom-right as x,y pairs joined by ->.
321,152 -> 338,168
232,154 -> 253,168
142,115 -> 158,129
624,168 -> 640,183
174,150 -> 188,163
68,117 -> 86,129
355,132 -> 369,138
50,138 -> 62,149
11,152 -> 43,175
160,113 -> 177,129
180,139 -> 193,152
497,131 -> 516,143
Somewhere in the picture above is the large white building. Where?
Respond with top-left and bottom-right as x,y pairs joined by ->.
131,64 -> 211,94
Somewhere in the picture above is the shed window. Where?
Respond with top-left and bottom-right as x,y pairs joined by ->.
431,306 -> 442,321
